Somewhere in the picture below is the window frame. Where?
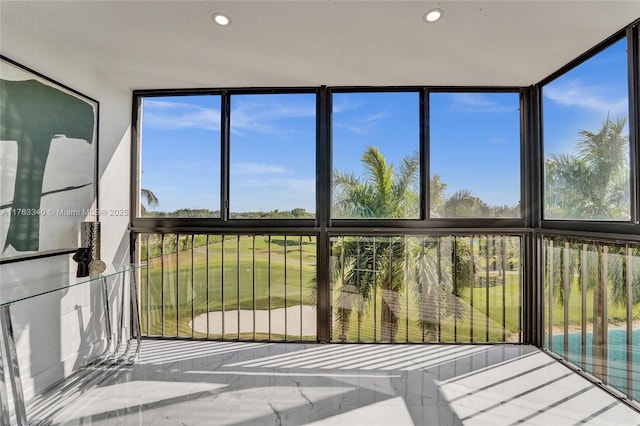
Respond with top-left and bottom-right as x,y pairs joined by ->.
426,88 -> 524,223
538,29 -> 638,234
132,86 -> 528,234
329,87 -> 425,222
131,88 -> 319,233
328,86 -> 526,230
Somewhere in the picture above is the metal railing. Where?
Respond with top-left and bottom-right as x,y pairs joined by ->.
137,234 -> 317,341
542,235 -> 640,403
330,235 -> 523,343
135,232 -> 523,345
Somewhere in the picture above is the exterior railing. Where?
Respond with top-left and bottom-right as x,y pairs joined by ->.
330,235 -> 523,343
136,232 -> 523,344
542,235 -> 640,403
138,234 -> 317,341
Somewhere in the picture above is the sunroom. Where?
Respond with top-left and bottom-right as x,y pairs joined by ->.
1,1 -> 640,425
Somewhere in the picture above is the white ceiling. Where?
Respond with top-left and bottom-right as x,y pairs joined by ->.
1,1 -> 639,90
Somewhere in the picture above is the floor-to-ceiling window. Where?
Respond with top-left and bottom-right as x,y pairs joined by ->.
130,21 -> 640,407
133,87 -> 525,344
540,31 -> 640,403
133,89 -> 318,341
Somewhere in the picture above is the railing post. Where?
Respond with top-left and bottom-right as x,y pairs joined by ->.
316,232 -> 331,343
0,305 -> 27,426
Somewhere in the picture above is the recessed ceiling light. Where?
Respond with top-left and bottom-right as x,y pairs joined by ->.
212,13 -> 231,26
424,8 -> 443,23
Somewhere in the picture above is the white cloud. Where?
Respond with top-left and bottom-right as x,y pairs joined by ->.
143,100 -> 221,131
231,99 -> 316,136
543,79 -> 628,115
334,110 -> 389,134
332,96 -> 366,114
363,111 -> 388,122
143,97 -> 317,136
232,162 -> 287,175
448,93 -> 515,113
334,122 -> 367,134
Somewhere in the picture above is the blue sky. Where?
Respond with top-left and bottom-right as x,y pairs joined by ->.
140,38 -> 629,215
141,96 -> 222,214
543,38 -> 629,156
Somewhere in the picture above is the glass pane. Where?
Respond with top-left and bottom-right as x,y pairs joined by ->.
631,247 -> 640,402
332,92 -> 420,219
543,237 -> 640,404
207,236 -> 223,339
330,235 -> 522,343
543,38 -> 630,220
162,234 -> 178,336
222,235 -> 239,338
177,235 -> 193,338
191,235 -> 208,338
140,95 -> 221,217
138,233 -> 318,341
430,92 -> 521,218
229,93 -> 316,219
607,246 -> 627,392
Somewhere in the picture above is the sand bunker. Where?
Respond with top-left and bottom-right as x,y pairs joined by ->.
190,305 -> 317,336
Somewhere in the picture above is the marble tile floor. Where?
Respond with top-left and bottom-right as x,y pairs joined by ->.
26,339 -> 640,425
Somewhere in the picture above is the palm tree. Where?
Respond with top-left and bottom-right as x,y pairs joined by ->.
429,173 -> 447,217
409,236 -> 470,340
545,116 -> 629,220
332,147 -> 418,341
332,147 -> 476,342
140,188 -> 159,214
333,146 -> 419,218
333,235 -> 407,341
544,117 -> 636,379
444,189 -> 490,218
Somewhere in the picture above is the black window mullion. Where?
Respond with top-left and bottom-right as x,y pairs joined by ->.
520,86 -> 544,228
221,91 -> 231,221
316,86 -> 331,343
628,24 -> 640,224
130,95 -> 142,224
421,88 -> 429,221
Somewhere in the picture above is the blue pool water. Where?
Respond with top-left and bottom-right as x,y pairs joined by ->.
550,328 -> 640,399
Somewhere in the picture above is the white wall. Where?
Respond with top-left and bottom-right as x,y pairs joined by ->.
1,15 -> 133,400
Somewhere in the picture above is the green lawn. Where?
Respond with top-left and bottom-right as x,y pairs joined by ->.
139,235 -> 317,338
334,273 -> 522,343
138,235 -> 523,342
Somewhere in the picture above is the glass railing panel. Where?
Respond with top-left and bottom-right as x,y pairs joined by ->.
161,234 -> 178,337
137,233 -> 317,342
138,232 -> 523,345
631,246 -> 640,402
140,233 -> 162,336
543,236 -> 640,403
268,236 -> 287,340
330,235 -> 522,343
177,235 -> 192,338
139,233 -> 150,335
205,235 -> 222,339
221,235 -> 239,338
191,235 -> 208,339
